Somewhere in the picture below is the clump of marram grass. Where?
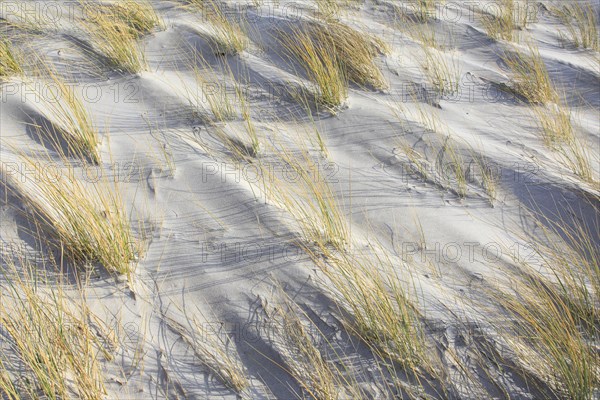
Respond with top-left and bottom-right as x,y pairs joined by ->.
532,102 -> 595,183
394,0 -> 438,23
0,358 -> 19,400
314,0 -> 340,20
79,0 -> 162,37
164,311 -> 250,394
313,0 -> 364,19
486,274 -> 598,400
260,286 -> 365,399
533,102 -> 574,145
278,20 -> 386,107
0,39 -> 23,78
412,15 -> 461,97
204,1 -> 248,54
468,149 -> 499,205
480,0 -> 517,41
415,0 -> 438,22
104,0 -> 164,37
307,243 -> 430,375
393,125 -> 497,202
177,49 -> 238,123
207,54 -> 259,154
1,152 -> 138,276
502,42 -> 558,104
0,257 -> 109,399
186,0 -> 248,54
79,3 -> 147,73
556,135 -> 595,184
28,61 -> 101,164
310,21 -> 387,89
401,20 -> 445,49
238,83 -> 260,157
518,207 -> 599,333
392,101 -> 477,199
260,138 -> 349,250
480,204 -> 600,399
190,56 -> 237,123
502,41 -> 596,182
421,46 -> 461,96
180,50 -> 260,158
278,24 -> 348,108
439,135 -> 468,198
552,3 -> 599,51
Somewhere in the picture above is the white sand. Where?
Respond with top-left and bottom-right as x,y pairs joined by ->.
1,1 -> 598,398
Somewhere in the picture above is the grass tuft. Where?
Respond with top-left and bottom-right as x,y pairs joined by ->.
503,41 -> 596,182
481,0 -> 517,41
0,257 -> 109,399
0,39 -> 23,79
261,286 -> 364,399
105,0 -> 164,37
165,311 -> 250,394
533,102 -> 574,145
278,20 -> 386,107
488,274 -> 598,400
532,101 -> 595,183
502,42 -> 558,104
1,152 -> 138,276
525,208 -> 599,333
262,141 -> 349,249
193,65 -> 237,122
278,23 -> 348,108
308,244 -> 429,374
439,136 -> 468,198
187,0 -> 248,54
29,61 -> 101,164
421,46 -> 461,96
481,205 -> 600,399
553,3 -> 599,51
315,0 -> 340,20
395,0 -> 438,23
470,150 -> 499,205
79,2 -> 148,73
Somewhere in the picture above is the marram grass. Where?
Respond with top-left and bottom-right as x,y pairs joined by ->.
2,152 -> 138,276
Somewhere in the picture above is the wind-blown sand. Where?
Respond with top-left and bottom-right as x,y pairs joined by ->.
0,1 -> 599,399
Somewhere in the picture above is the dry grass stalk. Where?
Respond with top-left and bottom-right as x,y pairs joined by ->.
186,0 -> 248,54
518,208 -> 599,333
502,42 -> 558,104
488,275 -> 598,400
277,23 -> 348,108
0,257 -> 109,399
165,311 -> 250,394
278,20 -> 386,107
481,0 -> 517,41
0,39 -> 23,78
1,151 -> 138,276
78,2 -> 148,73
552,3 -> 599,51
421,47 -> 461,96
533,103 -> 595,183
394,0 -> 439,23
308,244 -> 429,375
261,286 -> 364,399
260,140 -> 349,249
105,0 -> 163,37
29,61 -> 101,164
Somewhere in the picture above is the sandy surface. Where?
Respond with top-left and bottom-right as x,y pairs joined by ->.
1,1 -> 599,399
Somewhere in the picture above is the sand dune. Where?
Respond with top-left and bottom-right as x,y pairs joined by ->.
0,1 -> 599,399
